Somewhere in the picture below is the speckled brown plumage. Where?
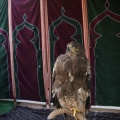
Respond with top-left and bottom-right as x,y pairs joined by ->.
51,41 -> 91,120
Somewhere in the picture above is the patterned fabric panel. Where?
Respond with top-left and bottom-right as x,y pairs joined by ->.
88,0 -> 120,106
12,0 -> 45,101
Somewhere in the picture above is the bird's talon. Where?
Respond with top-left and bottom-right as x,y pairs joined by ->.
70,108 -> 80,117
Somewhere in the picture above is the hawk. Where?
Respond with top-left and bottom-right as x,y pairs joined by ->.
48,41 -> 91,120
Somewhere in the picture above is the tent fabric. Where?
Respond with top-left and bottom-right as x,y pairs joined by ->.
0,101 -> 14,115
12,0 -> 45,101
88,0 -> 120,106
47,0 -> 83,70
0,0 -> 46,102
0,0 -> 12,99
0,0 -> 84,104
1,0 -> 120,107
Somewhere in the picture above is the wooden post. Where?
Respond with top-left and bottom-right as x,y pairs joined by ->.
8,0 -> 16,106
81,0 -> 90,62
40,0 -> 51,108
44,0 -> 51,108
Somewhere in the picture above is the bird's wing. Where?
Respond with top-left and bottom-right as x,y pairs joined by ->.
52,59 -> 57,85
85,61 -> 91,111
52,54 -> 66,85
52,54 -> 68,108
86,61 -> 91,91
52,59 -> 60,107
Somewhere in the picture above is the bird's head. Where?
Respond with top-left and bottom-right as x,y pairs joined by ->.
66,41 -> 85,55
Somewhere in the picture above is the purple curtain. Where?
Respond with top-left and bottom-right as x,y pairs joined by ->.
12,0 -> 45,101
48,0 -> 83,69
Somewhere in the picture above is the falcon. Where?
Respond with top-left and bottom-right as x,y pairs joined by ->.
48,41 -> 91,120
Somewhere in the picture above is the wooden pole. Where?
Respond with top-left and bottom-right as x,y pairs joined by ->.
81,0 -> 90,62
8,0 -> 16,106
40,0 -> 51,108
81,0 -> 92,106
44,0 -> 51,108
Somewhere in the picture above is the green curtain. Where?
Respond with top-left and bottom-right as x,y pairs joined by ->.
0,0 -> 11,99
88,0 -> 120,106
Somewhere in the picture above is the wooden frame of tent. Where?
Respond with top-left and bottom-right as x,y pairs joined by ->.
4,0 -> 120,112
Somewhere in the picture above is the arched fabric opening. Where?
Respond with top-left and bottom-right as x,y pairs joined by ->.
88,0 -> 120,106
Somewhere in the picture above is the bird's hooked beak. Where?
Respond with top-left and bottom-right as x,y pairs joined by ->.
66,43 -> 72,52
66,46 -> 70,52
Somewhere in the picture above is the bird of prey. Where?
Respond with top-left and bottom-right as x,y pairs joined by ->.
48,41 -> 91,120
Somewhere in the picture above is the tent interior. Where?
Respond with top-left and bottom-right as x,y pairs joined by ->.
0,0 -> 120,119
